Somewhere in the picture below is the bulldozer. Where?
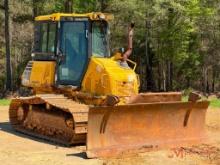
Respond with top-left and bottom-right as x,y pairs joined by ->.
9,12 -> 209,158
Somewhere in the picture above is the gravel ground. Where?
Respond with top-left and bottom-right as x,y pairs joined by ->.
0,106 -> 219,165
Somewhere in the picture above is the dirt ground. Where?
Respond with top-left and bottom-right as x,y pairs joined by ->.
0,106 -> 219,165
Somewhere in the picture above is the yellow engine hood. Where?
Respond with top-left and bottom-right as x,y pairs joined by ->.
81,57 -> 139,97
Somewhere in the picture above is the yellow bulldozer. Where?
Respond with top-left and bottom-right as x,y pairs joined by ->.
9,12 -> 209,158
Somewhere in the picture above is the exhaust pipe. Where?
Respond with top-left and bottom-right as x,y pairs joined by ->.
122,22 -> 135,61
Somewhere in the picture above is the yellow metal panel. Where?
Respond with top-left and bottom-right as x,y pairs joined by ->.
28,61 -> 55,88
82,57 -> 139,97
35,12 -> 114,21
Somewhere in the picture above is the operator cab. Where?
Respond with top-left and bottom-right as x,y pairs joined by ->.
32,13 -> 112,86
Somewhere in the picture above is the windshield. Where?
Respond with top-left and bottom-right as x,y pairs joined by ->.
92,21 -> 110,57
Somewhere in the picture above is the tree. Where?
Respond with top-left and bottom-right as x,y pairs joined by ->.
32,0 -> 45,18
4,0 -> 12,91
64,0 -> 73,13
33,0 -> 40,18
145,0 -> 156,91
1,0 -> 220,93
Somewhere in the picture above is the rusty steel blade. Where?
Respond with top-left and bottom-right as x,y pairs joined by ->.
86,101 -> 209,158
127,92 -> 182,104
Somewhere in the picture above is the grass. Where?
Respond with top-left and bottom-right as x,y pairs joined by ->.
182,96 -> 220,108
0,99 -> 11,106
209,98 -> 220,108
182,96 -> 189,102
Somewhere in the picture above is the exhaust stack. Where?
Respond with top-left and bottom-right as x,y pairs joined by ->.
122,23 -> 135,61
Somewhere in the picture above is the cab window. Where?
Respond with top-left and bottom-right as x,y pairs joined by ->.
33,22 -> 56,53
92,21 -> 110,57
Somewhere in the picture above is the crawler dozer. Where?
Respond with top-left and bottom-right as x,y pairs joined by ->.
9,12 -> 209,158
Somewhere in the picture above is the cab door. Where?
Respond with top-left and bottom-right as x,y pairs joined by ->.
58,21 -> 89,86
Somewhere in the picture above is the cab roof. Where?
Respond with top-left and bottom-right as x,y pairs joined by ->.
35,12 -> 114,21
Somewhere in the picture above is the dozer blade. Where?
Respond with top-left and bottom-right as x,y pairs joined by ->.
86,101 -> 209,158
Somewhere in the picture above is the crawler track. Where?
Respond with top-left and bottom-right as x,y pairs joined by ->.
9,94 -> 89,146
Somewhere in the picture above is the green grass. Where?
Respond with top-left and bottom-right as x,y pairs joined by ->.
209,98 -> 220,108
182,96 -> 189,102
182,96 -> 220,108
0,99 -> 11,106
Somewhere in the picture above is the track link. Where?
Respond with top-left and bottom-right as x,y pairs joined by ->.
9,94 -> 89,146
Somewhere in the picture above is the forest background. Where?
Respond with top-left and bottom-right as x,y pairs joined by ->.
1,0 -> 220,96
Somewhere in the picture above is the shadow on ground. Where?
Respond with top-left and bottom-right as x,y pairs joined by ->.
0,121 -> 88,159
0,122 -> 82,147
66,152 -> 88,159
0,122 -> 59,145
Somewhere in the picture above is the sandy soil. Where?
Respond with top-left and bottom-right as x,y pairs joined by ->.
0,106 -> 219,165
